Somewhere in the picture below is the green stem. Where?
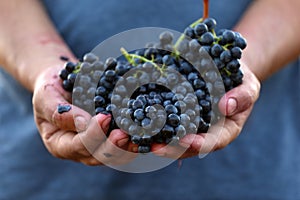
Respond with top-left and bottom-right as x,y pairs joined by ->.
174,18 -> 204,51
222,68 -> 232,76
120,47 -> 136,66
120,47 -> 164,74
73,63 -> 82,74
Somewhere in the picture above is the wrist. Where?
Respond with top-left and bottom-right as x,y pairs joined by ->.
6,40 -> 75,92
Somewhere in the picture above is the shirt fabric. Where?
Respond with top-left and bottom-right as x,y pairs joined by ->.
0,0 -> 299,199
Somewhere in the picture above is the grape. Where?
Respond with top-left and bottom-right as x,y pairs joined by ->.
83,52 -> 98,64
194,23 -> 208,36
220,50 -> 232,63
221,30 -> 236,44
159,31 -> 173,45
200,32 -> 215,45
211,44 -> 224,58
64,62 -> 76,73
58,16 -> 247,153
231,47 -> 242,59
203,18 -> 217,30
59,69 -> 69,80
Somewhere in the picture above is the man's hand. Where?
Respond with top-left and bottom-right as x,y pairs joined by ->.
32,66 -> 136,166
151,63 -> 261,159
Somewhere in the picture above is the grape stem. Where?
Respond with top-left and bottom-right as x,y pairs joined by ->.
203,0 -> 209,19
120,47 -> 164,74
72,63 -> 82,74
173,18 -> 204,52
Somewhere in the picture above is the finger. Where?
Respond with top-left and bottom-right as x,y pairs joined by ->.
77,114 -> 111,154
77,115 -> 137,166
92,129 -> 136,166
33,82 -> 92,132
219,66 -> 260,116
43,129 -> 81,159
151,133 -> 206,159
153,117 -> 241,159
43,113 -> 111,161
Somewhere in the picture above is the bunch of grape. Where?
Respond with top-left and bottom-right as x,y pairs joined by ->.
59,17 -> 247,153
181,18 -> 246,91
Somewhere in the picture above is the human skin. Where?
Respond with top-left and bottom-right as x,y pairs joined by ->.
0,0 -> 299,164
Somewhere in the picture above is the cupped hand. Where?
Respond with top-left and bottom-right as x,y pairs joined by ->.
32,66 -> 136,166
151,63 -> 261,159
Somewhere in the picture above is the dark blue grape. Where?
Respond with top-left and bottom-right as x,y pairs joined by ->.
104,70 -> 116,82
222,30 -> 236,43
131,135 -> 141,145
203,18 -> 217,30
161,125 -> 175,138
194,23 -> 208,36
193,79 -> 206,89
163,100 -> 172,107
214,58 -> 225,70
167,114 -> 181,127
134,109 -> 145,121
67,73 -> 77,85
141,117 -> 151,129
65,62 -> 76,73
132,99 -> 144,110
220,50 -> 232,63
211,44 -> 224,57
162,55 -> 175,66
94,96 -> 106,107
140,135 -> 153,146
138,146 -> 151,153
62,80 -> 73,92
96,86 -> 107,96
226,60 -> 240,73
179,62 -> 193,74
115,64 -> 127,76
231,47 -> 242,59
59,69 -> 69,80
200,99 -> 211,113
165,104 -> 178,115
234,36 -> 247,50
184,27 -> 196,38
195,89 -> 206,100
200,32 -> 215,45
187,72 -> 199,82
105,57 -> 117,69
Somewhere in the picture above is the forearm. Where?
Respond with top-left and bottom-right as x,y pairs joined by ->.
0,0 -> 75,92
235,0 -> 300,81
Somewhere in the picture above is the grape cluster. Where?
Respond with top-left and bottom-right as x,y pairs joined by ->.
181,18 -> 246,91
58,17 -> 247,153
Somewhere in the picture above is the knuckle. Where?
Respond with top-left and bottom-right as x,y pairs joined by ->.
44,140 -> 64,159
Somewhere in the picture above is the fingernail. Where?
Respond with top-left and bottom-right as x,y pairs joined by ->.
117,138 -> 129,147
102,117 -> 111,127
74,116 -> 87,132
227,98 -> 238,116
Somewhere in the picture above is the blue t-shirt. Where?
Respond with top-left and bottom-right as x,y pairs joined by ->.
1,0 -> 299,199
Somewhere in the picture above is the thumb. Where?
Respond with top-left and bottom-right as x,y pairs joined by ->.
219,64 -> 261,117
219,89 -> 251,117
